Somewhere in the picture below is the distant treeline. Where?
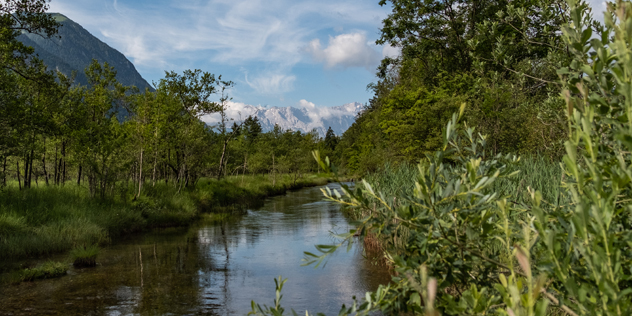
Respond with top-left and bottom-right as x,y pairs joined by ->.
0,3 -> 339,198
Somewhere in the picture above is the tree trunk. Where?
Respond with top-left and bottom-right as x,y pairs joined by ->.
217,139 -> 229,180
17,161 -> 22,190
53,143 -> 58,185
27,148 -> 34,188
24,154 -> 30,189
61,141 -> 66,185
152,152 -> 157,187
137,149 -> 143,198
77,165 -> 82,186
272,153 -> 276,187
42,151 -> 49,186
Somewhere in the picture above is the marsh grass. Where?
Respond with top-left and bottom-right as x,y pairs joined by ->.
70,244 -> 99,267
356,157 -> 565,255
0,174 -> 328,262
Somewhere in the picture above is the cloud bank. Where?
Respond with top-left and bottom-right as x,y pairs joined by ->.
306,32 -> 381,69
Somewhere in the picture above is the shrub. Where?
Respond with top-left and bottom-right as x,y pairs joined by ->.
251,1 -> 632,315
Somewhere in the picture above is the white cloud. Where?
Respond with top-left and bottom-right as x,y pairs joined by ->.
245,73 -> 296,95
306,32 -> 381,69
382,45 -> 400,58
298,99 -> 316,109
48,0 -> 390,69
201,101 -> 260,125
200,99 -> 362,136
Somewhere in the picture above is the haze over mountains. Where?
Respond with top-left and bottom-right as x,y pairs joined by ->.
18,13 -> 153,90
19,13 -> 362,136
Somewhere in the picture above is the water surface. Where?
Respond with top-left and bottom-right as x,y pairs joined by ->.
0,184 -> 390,315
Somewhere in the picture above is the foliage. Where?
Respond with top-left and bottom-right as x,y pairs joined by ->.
14,261 -> 67,282
340,0 -> 571,174
70,244 -> 99,267
251,2 -> 632,315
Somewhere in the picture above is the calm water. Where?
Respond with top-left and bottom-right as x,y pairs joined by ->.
0,184 -> 390,315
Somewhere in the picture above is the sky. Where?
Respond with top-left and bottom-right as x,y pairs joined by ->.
47,0 -> 398,109
47,0 -> 607,111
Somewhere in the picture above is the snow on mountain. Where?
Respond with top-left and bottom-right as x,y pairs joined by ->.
202,100 -> 363,137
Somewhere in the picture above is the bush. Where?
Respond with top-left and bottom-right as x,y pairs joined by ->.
251,2 -> 632,315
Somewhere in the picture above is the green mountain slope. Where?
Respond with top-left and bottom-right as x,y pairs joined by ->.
18,13 -> 153,90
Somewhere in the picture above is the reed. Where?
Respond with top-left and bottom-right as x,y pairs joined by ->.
70,244 -> 100,267
0,174 -> 329,262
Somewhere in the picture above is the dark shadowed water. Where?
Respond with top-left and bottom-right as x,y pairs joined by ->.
0,184 -> 390,315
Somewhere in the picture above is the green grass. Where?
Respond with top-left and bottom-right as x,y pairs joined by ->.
11,261 -> 68,282
70,244 -> 100,267
362,156 -> 566,207
0,174 -> 328,262
194,174 -> 329,212
354,157 -> 566,252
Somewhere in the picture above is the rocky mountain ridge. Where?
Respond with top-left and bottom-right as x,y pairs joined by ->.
204,102 -> 363,137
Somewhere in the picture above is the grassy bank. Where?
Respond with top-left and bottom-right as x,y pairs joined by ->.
0,174 -> 328,262
346,157 -> 566,256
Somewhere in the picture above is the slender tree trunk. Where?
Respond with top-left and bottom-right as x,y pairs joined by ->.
152,152 -> 157,187
35,168 -> 39,187
61,141 -> 66,185
17,161 -> 22,190
53,143 -> 58,185
272,153 -> 276,187
137,149 -> 143,198
27,148 -> 34,188
217,140 -> 229,180
24,154 -> 30,189
42,151 -> 49,186
77,165 -> 82,186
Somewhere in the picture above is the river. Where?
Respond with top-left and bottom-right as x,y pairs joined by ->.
0,183 -> 390,315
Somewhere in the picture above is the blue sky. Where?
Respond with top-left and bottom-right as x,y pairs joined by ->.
47,0 -> 607,110
48,0 -> 398,109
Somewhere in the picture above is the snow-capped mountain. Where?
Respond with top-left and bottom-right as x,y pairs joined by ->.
203,101 -> 363,137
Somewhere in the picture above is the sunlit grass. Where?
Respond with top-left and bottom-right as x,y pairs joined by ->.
0,173 -> 328,261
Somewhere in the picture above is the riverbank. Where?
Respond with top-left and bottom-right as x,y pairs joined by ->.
0,174 -> 329,264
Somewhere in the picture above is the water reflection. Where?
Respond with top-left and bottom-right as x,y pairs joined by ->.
0,184 -> 390,315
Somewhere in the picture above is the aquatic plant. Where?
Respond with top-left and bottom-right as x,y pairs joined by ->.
70,244 -> 100,268
15,261 -> 67,282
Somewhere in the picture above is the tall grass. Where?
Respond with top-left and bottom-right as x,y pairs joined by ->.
362,157 -> 566,208
0,174 -> 328,262
355,157 -> 566,256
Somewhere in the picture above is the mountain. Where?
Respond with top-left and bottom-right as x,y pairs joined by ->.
18,13 -> 153,90
204,102 -> 363,137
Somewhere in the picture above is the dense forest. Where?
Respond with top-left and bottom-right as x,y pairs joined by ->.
0,9 -> 339,198
335,0 -> 571,173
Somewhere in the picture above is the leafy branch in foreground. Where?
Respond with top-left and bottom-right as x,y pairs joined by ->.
252,1 -> 632,315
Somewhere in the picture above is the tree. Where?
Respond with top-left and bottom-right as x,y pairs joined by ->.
324,127 -> 338,151
158,69 -> 221,186
1,0 -> 59,76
